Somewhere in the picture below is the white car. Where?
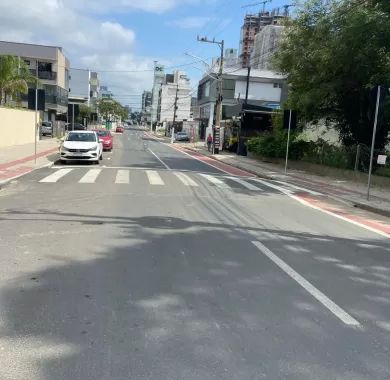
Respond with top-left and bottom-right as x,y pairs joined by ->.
60,131 -> 103,164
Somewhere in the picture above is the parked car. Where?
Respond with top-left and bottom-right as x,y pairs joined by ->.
64,123 -> 87,131
94,129 -> 113,151
60,131 -> 103,164
116,125 -> 124,133
40,121 -> 53,136
175,131 -> 190,142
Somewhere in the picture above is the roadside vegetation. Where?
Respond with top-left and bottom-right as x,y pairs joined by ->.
248,0 -> 390,176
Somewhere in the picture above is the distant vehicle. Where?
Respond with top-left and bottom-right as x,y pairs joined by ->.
60,131 -> 103,164
40,121 -> 53,136
94,129 -> 113,151
65,123 -> 87,131
116,126 -> 124,133
175,131 -> 190,142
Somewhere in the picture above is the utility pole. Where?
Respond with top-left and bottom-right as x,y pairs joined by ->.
197,36 -> 224,154
367,86 -> 382,201
171,84 -> 179,144
34,61 -> 38,163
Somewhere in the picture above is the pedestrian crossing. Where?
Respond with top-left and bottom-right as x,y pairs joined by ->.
37,168 -> 317,195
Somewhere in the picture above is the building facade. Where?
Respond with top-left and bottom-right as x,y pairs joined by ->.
151,63 -> 165,124
239,11 -> 288,68
69,68 -> 100,104
157,70 -> 191,124
141,90 -> 152,112
0,40 -> 70,121
239,14 -> 260,68
251,25 -> 285,70
197,68 -> 286,135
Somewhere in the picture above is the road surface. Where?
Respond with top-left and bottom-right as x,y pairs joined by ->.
0,127 -> 389,380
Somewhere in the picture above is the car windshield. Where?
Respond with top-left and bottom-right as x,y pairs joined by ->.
66,133 -> 96,142
95,131 -> 110,137
178,132 -> 187,136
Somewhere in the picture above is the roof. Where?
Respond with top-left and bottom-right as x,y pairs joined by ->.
0,40 -> 62,50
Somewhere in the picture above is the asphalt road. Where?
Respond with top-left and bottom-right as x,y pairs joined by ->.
0,127 -> 389,380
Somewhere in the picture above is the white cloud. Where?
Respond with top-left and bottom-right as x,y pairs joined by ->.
167,16 -> 215,29
0,0 -> 211,109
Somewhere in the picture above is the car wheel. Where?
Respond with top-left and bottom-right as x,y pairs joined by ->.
99,153 -> 103,160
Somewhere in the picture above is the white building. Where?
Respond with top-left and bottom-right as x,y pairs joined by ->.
151,63 -> 165,124
157,70 -> 191,124
69,68 -> 99,105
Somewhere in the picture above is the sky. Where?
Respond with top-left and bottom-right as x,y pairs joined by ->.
0,0 -> 287,110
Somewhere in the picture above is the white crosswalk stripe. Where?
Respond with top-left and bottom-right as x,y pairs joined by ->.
273,180 -> 323,196
227,176 -> 262,191
115,169 -> 130,184
79,169 -> 102,183
146,170 -> 164,185
173,172 -> 198,187
39,168 -> 73,183
199,173 -> 230,189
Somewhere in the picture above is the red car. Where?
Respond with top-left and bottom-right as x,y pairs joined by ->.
94,129 -> 113,151
116,126 -> 124,133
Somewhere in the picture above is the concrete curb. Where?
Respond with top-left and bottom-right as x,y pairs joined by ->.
184,146 -> 390,219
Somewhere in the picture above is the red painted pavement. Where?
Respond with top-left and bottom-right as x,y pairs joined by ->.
297,194 -> 390,235
0,147 -> 58,171
0,166 -> 33,180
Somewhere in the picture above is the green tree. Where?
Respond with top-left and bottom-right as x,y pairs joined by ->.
78,104 -> 93,122
0,55 -> 37,105
273,0 -> 390,148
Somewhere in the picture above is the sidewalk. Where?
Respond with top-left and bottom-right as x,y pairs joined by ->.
178,140 -> 390,218
0,138 -> 59,186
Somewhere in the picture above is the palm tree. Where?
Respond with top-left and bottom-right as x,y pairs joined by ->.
0,55 -> 37,105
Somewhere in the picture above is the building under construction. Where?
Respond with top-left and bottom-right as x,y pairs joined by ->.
238,7 -> 290,68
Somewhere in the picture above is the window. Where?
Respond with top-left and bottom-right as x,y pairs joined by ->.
273,83 -> 278,88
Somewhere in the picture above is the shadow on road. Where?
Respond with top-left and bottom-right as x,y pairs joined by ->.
0,208 -> 389,378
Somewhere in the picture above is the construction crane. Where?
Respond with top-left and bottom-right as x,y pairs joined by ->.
282,3 -> 294,16
241,0 -> 272,14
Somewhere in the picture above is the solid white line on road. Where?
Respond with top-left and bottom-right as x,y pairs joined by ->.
251,240 -> 361,327
115,169 -> 130,184
146,170 -> 164,185
39,168 -> 73,183
79,169 -> 102,184
227,176 -> 263,191
199,173 -> 230,189
273,180 -> 323,196
147,148 -> 170,170
173,172 -> 198,187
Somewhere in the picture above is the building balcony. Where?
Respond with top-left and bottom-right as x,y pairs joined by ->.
30,69 -> 57,80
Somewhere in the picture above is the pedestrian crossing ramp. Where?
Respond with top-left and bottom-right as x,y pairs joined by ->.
38,168 -> 321,195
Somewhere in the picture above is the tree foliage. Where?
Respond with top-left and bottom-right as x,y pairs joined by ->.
97,99 -> 128,121
273,0 -> 390,148
0,55 -> 37,105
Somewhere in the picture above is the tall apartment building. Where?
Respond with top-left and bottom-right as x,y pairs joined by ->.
239,14 -> 260,68
239,11 -> 288,68
151,63 -> 165,123
251,25 -> 284,70
141,90 -> 152,112
0,40 -> 69,121
157,70 -> 191,124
